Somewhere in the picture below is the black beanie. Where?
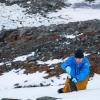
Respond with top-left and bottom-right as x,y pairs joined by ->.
75,49 -> 84,58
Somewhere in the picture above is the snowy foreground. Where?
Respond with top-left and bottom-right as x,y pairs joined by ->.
0,73 -> 100,100
0,51 -> 98,100
0,0 -> 100,30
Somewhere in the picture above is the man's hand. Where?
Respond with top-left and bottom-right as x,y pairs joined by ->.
72,78 -> 77,83
65,66 -> 71,75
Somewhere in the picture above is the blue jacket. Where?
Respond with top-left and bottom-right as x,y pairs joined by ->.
61,56 -> 91,82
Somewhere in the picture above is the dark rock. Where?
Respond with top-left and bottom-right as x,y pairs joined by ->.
1,98 -> 20,100
85,0 -> 95,3
27,56 -> 38,62
0,30 -> 6,41
11,61 -> 24,69
29,0 -> 67,14
36,96 -> 61,100
0,0 -> 68,14
0,64 -> 12,72
0,0 -> 26,5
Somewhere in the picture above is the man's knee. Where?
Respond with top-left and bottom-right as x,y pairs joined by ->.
76,76 -> 89,90
63,85 -> 70,93
63,76 -> 89,93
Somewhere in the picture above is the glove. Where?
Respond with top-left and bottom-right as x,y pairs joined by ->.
65,66 -> 71,75
72,78 -> 77,83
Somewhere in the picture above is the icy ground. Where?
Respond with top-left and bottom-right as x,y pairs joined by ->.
0,52 -> 99,100
0,72 -> 100,100
0,48 -> 98,100
0,0 -> 100,30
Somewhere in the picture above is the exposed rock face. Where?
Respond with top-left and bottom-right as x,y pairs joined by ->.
29,0 -> 67,14
89,53 -> 100,76
0,53 -> 99,79
1,98 -> 20,100
0,19 -> 100,76
0,19 -> 100,61
85,0 -> 95,3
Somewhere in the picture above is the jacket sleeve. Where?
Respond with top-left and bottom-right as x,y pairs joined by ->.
76,58 -> 91,82
60,57 -> 72,71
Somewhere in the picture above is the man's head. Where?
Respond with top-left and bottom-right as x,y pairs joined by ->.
75,49 -> 84,64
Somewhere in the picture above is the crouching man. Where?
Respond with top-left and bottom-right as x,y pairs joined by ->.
59,49 -> 91,93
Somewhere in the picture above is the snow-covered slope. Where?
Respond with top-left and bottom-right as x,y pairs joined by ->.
0,56 -> 99,100
0,69 -> 67,89
0,74 -> 100,100
0,0 -> 100,30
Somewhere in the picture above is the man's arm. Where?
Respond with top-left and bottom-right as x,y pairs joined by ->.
60,57 -> 72,71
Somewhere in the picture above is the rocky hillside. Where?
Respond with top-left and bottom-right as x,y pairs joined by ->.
0,19 -> 100,78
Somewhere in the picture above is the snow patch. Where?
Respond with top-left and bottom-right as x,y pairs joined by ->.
0,73 -> 100,100
0,68 -> 68,90
13,52 -> 35,62
37,59 -> 63,66
62,34 -> 76,39
0,69 -> 49,90
1,3 -> 100,30
0,61 -> 11,66
67,0 -> 84,4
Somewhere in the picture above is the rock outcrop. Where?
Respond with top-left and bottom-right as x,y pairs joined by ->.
36,96 -> 61,100
0,19 -> 100,77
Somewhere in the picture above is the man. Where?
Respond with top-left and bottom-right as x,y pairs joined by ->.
59,49 -> 91,93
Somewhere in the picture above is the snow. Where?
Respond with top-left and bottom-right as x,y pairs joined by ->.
0,61 -> 11,66
13,52 -> 35,62
48,8 -> 100,22
93,0 -> 100,3
0,73 -> 100,100
37,56 -> 70,66
0,52 -> 35,66
67,0 -> 100,4
0,86 -> 99,100
62,33 -> 84,39
37,52 -> 90,66
0,62 -> 5,66
0,51 -> 90,67
0,53 -> 99,100
62,34 -> 76,39
0,2 -> 100,30
67,0 -> 84,4
37,59 -> 63,66
0,55 -> 99,100
27,1 -> 31,4
84,53 -> 91,56
0,52 -> 66,66
0,69 -> 67,90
